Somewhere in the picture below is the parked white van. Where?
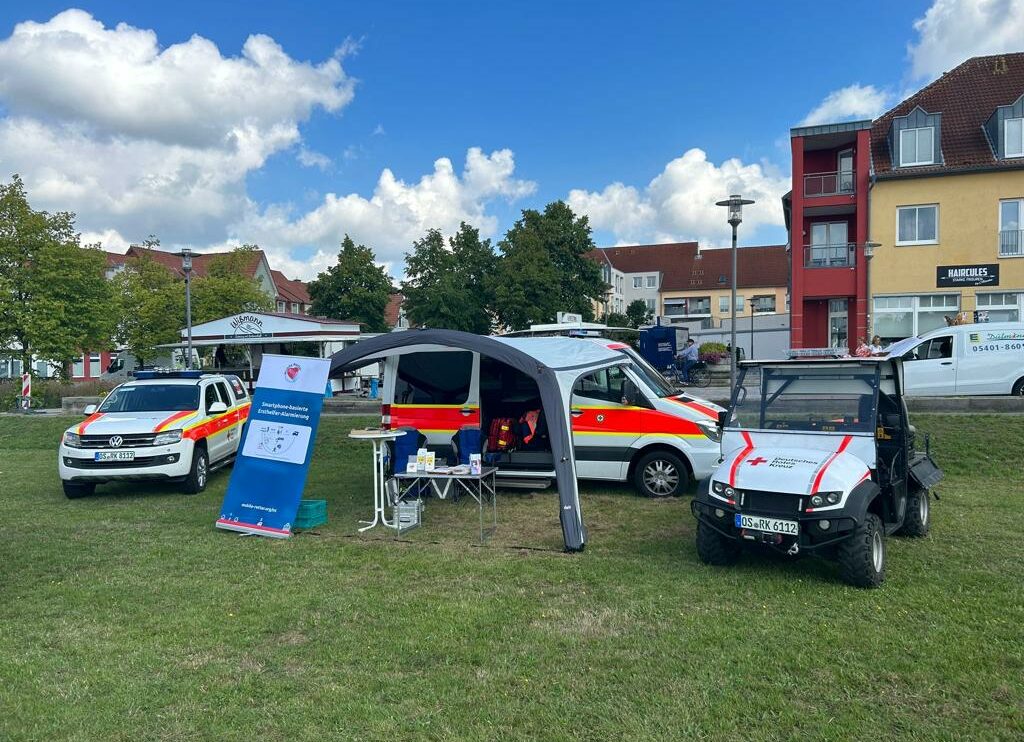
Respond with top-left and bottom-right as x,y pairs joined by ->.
886,322 -> 1024,397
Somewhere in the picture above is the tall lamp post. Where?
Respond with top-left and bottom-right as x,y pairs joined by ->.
180,248 -> 194,369
716,194 -> 755,391
864,241 -> 881,342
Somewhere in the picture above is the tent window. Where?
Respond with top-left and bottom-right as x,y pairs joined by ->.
395,351 -> 472,405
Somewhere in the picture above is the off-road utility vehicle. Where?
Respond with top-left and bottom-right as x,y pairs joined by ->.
691,357 -> 941,587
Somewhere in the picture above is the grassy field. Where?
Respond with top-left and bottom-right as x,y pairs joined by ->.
1,414 -> 1022,741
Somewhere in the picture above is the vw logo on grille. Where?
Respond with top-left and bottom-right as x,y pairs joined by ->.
108,435 -> 124,448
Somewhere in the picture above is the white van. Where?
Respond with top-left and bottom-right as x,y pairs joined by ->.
886,322 -> 1024,397
380,338 -> 725,497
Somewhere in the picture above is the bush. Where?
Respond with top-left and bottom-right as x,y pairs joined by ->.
699,341 -> 728,364
0,378 -> 118,411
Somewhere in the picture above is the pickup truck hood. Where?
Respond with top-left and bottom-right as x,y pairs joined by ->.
70,410 -> 199,436
717,444 -> 871,496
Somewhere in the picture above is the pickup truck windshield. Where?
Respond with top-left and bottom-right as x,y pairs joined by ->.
99,384 -> 200,413
731,365 -> 879,433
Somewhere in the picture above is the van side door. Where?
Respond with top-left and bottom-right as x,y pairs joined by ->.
901,334 -> 955,396
570,366 -> 642,480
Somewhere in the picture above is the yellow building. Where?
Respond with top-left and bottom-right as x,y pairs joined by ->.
867,54 -> 1024,342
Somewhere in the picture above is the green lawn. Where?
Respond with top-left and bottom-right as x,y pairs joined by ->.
1,415 -> 1021,741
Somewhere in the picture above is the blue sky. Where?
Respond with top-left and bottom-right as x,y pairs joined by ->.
0,1 -> 1020,278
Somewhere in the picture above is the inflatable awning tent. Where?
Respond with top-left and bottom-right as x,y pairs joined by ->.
329,329 -> 629,551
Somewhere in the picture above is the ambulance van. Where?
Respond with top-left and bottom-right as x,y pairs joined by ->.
380,339 -> 725,497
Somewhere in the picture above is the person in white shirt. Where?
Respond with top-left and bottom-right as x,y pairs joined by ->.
679,339 -> 699,384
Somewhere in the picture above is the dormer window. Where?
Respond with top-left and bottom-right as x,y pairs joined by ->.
1006,117 -> 1023,158
899,127 -> 935,166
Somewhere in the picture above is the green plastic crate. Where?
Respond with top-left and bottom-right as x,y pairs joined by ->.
294,499 -> 327,530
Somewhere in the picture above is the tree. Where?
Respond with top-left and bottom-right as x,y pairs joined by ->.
192,244 -> 273,324
605,311 -> 629,328
0,175 -> 114,377
112,251 -> 185,367
625,299 -> 653,328
491,201 -> 607,330
401,223 -> 496,333
308,235 -> 392,332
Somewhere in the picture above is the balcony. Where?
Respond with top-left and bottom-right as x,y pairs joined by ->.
999,229 -> 1023,257
803,170 -> 855,197
804,243 -> 855,268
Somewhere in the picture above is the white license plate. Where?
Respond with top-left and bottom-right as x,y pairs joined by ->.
95,451 -> 135,462
735,513 -> 798,535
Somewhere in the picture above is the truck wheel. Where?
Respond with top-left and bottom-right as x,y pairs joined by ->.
696,520 -> 740,565
183,445 -> 209,495
633,450 -> 688,498
898,488 -> 930,538
62,481 -> 95,499
837,512 -> 886,588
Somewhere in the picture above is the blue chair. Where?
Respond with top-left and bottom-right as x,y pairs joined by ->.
388,426 -> 427,499
451,425 -> 483,466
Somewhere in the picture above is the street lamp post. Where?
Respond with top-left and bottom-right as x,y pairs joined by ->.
716,194 -> 755,391
181,248 -> 194,370
864,241 -> 881,342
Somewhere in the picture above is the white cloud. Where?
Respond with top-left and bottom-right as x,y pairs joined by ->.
0,9 -> 354,246
567,148 -> 788,247
80,228 -> 131,252
296,146 -> 331,170
799,84 -> 891,127
908,0 -> 1024,80
235,147 -> 536,278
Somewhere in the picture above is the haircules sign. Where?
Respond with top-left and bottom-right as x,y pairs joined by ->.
936,264 -> 999,287
216,354 -> 331,538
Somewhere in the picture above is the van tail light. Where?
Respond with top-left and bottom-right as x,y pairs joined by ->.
381,403 -> 391,430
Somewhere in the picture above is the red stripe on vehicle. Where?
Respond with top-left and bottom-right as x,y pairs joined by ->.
810,435 -> 853,494
606,342 -> 629,349
669,396 -> 720,419
728,431 -> 755,486
153,410 -> 196,432
77,413 -> 104,435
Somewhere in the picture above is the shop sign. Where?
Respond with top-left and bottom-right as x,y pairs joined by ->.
936,264 -> 999,287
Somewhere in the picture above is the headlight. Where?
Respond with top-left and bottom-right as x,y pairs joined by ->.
724,487 -> 736,499
810,495 -> 823,507
712,480 -> 725,494
153,430 -> 183,446
63,432 -> 81,448
697,420 -> 721,442
825,491 -> 841,505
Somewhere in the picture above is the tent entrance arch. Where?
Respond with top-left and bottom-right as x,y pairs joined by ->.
329,329 -> 628,551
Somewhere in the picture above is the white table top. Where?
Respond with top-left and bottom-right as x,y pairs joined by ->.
394,467 -> 497,479
347,428 -> 407,440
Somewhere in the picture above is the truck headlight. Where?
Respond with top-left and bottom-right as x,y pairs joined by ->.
712,480 -> 724,494
63,432 -> 82,448
811,492 -> 842,508
697,420 -> 721,442
153,430 -> 183,446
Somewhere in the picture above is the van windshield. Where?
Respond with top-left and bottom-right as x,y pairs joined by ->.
99,384 -> 200,413
617,347 -> 677,397
731,365 -> 879,433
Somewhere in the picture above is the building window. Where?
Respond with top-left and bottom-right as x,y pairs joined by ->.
977,292 -> 1022,322
646,275 -> 657,288
291,302 -> 300,313
735,296 -> 744,312
276,300 -> 286,312
1006,118 -> 1023,158
896,205 -> 938,245
899,127 -> 935,166
645,298 -> 655,311
88,353 -> 101,377
73,356 -> 85,378
873,294 -> 959,343
1000,199 -> 1022,257
752,295 -> 776,313
718,296 -> 729,313
632,276 -> 643,289
664,297 -> 710,317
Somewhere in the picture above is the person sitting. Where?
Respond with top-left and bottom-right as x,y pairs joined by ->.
870,335 -> 885,355
854,337 -> 872,357
679,339 -> 699,384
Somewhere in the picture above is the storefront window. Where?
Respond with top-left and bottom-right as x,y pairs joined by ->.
873,294 -> 959,343
977,292 -> 1021,322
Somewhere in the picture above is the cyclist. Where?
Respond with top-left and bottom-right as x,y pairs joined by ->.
678,338 -> 699,384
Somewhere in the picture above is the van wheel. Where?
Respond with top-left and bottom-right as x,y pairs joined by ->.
898,488 -> 930,537
183,445 -> 209,495
696,520 -> 740,565
633,450 -> 688,498
837,513 -> 886,588
62,481 -> 95,499
1012,377 -> 1024,397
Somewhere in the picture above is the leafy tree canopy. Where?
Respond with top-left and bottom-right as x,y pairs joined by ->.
192,244 -> 273,324
112,252 -> 184,366
625,299 -> 653,328
308,235 -> 392,333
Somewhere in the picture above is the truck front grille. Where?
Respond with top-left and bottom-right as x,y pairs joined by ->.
79,433 -> 158,448
739,490 -> 803,516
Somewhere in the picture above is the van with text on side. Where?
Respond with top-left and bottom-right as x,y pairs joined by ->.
379,338 -> 725,497
884,322 -> 1024,397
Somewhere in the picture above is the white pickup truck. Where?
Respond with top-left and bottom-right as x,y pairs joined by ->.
58,370 -> 251,498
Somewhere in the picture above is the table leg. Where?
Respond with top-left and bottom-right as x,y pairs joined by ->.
358,440 -> 382,532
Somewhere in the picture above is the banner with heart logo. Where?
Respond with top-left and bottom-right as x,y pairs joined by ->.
217,354 -> 332,538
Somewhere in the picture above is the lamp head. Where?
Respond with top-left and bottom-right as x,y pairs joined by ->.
716,194 -> 756,227
180,247 -> 192,273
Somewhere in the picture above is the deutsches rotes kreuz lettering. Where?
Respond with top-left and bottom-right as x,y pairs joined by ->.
769,457 -> 820,469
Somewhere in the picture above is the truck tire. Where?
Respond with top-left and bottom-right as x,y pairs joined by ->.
837,512 -> 886,588
696,520 -> 740,565
633,450 -> 688,498
898,488 -> 930,538
183,444 -> 209,495
62,481 -> 95,499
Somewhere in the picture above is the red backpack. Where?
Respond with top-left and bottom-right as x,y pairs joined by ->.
487,417 -> 518,453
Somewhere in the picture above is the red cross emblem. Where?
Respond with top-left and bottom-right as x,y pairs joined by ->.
748,456 -> 768,466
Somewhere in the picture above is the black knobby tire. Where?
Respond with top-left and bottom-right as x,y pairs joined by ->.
898,488 -> 930,537
837,512 -> 886,588
696,520 -> 740,565
62,481 -> 95,499
183,445 -> 209,495
690,365 -> 712,388
632,450 -> 689,498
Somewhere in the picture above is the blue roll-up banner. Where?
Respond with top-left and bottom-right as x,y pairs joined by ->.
217,354 -> 331,538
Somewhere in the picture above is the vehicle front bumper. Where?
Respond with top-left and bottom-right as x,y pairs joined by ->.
58,441 -> 194,483
691,482 -> 861,553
